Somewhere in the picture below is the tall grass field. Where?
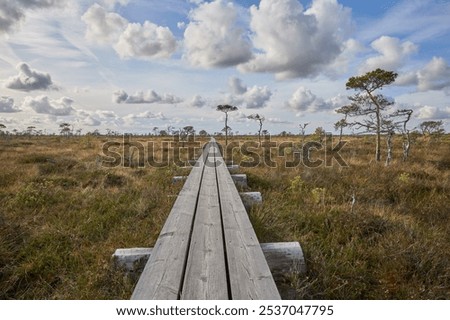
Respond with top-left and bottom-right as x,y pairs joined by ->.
0,134 -> 448,299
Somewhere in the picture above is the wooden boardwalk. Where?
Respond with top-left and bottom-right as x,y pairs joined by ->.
131,140 -> 281,300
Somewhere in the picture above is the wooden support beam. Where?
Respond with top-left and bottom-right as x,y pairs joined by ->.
227,164 -> 240,174
172,176 -> 187,183
231,174 -> 248,188
239,192 -> 262,210
113,242 -> 306,290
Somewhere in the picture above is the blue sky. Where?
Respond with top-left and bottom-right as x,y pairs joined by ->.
0,0 -> 449,135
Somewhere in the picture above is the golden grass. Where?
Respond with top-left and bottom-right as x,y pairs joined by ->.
0,134 -> 449,299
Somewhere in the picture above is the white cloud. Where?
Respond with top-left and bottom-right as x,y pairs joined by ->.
137,111 -> 167,120
81,115 -> 101,126
266,117 -> 293,124
417,57 -> 450,92
286,87 -> 329,114
0,0 -> 67,33
396,57 -> 450,93
326,38 -> 365,77
22,95 -> 74,116
396,71 -> 419,87
81,4 -> 128,45
329,94 -> 350,109
96,110 -> 118,119
177,21 -> 186,29
100,0 -> 130,10
239,0 -> 352,79
189,94 -> 206,108
226,77 -> 272,109
286,86 -> 343,115
229,77 -> 247,95
228,111 -> 249,123
189,0 -> 204,5
114,21 -> 177,60
416,105 -> 450,120
81,3 -> 176,60
124,111 -> 168,125
74,109 -> 122,128
0,96 -> 21,113
4,62 -> 55,92
113,89 -> 183,104
184,0 -> 252,68
360,36 -> 417,72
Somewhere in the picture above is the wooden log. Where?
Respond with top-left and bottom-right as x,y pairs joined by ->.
112,248 -> 152,272
261,242 -> 307,276
172,176 -> 187,184
227,164 -> 240,174
113,242 -> 306,297
239,192 -> 262,210
113,242 -> 306,276
231,174 -> 248,188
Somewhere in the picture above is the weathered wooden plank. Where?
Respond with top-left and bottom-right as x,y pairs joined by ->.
131,143 -> 210,300
214,142 -> 281,300
181,144 -> 229,299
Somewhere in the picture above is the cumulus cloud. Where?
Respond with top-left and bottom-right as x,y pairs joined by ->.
114,21 -> 177,60
100,0 -> 130,10
360,36 -> 417,72
124,111 -> 168,122
239,0 -> 352,79
396,57 -> 450,93
326,39 -> 365,78
0,96 -> 21,113
113,89 -> 183,104
226,77 -> 272,109
82,115 -> 101,126
189,0 -> 204,5
189,95 -> 207,108
81,3 -> 128,45
286,87 -> 330,114
184,0 -> 252,68
0,0 -> 66,33
137,111 -> 167,120
266,117 -> 293,124
417,57 -> 450,92
328,94 -> 351,109
81,3 -> 177,60
177,21 -> 186,29
5,63 -> 55,92
229,77 -> 247,95
74,109 -> 122,128
22,96 -> 74,116
227,111 -> 249,123
416,106 -> 450,120
286,86 -> 345,115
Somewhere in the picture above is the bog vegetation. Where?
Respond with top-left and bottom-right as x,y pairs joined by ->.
0,132 -> 448,299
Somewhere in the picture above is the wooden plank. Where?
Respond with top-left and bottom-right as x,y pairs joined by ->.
131,143 -> 210,300
214,142 -> 281,300
181,144 -> 229,299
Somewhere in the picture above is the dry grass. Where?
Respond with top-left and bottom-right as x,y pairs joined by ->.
0,134 -> 448,299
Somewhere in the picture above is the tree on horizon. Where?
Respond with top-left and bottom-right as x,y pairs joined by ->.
216,104 -> 238,146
